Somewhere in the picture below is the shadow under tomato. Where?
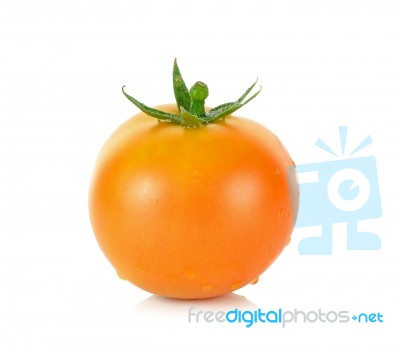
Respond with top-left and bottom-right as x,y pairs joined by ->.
133,292 -> 258,320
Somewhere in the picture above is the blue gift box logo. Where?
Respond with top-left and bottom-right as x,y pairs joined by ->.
295,126 -> 382,255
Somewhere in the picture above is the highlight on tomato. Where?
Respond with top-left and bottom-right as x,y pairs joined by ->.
89,59 -> 299,299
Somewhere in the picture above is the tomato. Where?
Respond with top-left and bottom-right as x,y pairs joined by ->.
89,61 -> 299,299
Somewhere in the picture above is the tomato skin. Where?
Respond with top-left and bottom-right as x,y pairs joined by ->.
89,105 -> 298,299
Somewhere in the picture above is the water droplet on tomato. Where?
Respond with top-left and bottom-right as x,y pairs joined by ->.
202,284 -> 212,292
117,271 -> 126,280
250,277 -> 259,285
276,208 -> 284,218
230,281 -> 243,290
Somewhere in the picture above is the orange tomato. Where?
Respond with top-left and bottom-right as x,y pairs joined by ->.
89,104 -> 298,299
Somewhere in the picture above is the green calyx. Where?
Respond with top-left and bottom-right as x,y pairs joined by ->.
122,59 -> 262,128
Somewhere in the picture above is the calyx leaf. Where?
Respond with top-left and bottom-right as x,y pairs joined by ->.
173,58 -> 192,113
205,79 -> 261,122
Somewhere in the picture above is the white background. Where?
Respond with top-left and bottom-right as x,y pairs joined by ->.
1,0 -> 399,352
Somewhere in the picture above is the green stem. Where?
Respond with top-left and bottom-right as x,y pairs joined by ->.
189,81 -> 208,117
122,59 -> 261,128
